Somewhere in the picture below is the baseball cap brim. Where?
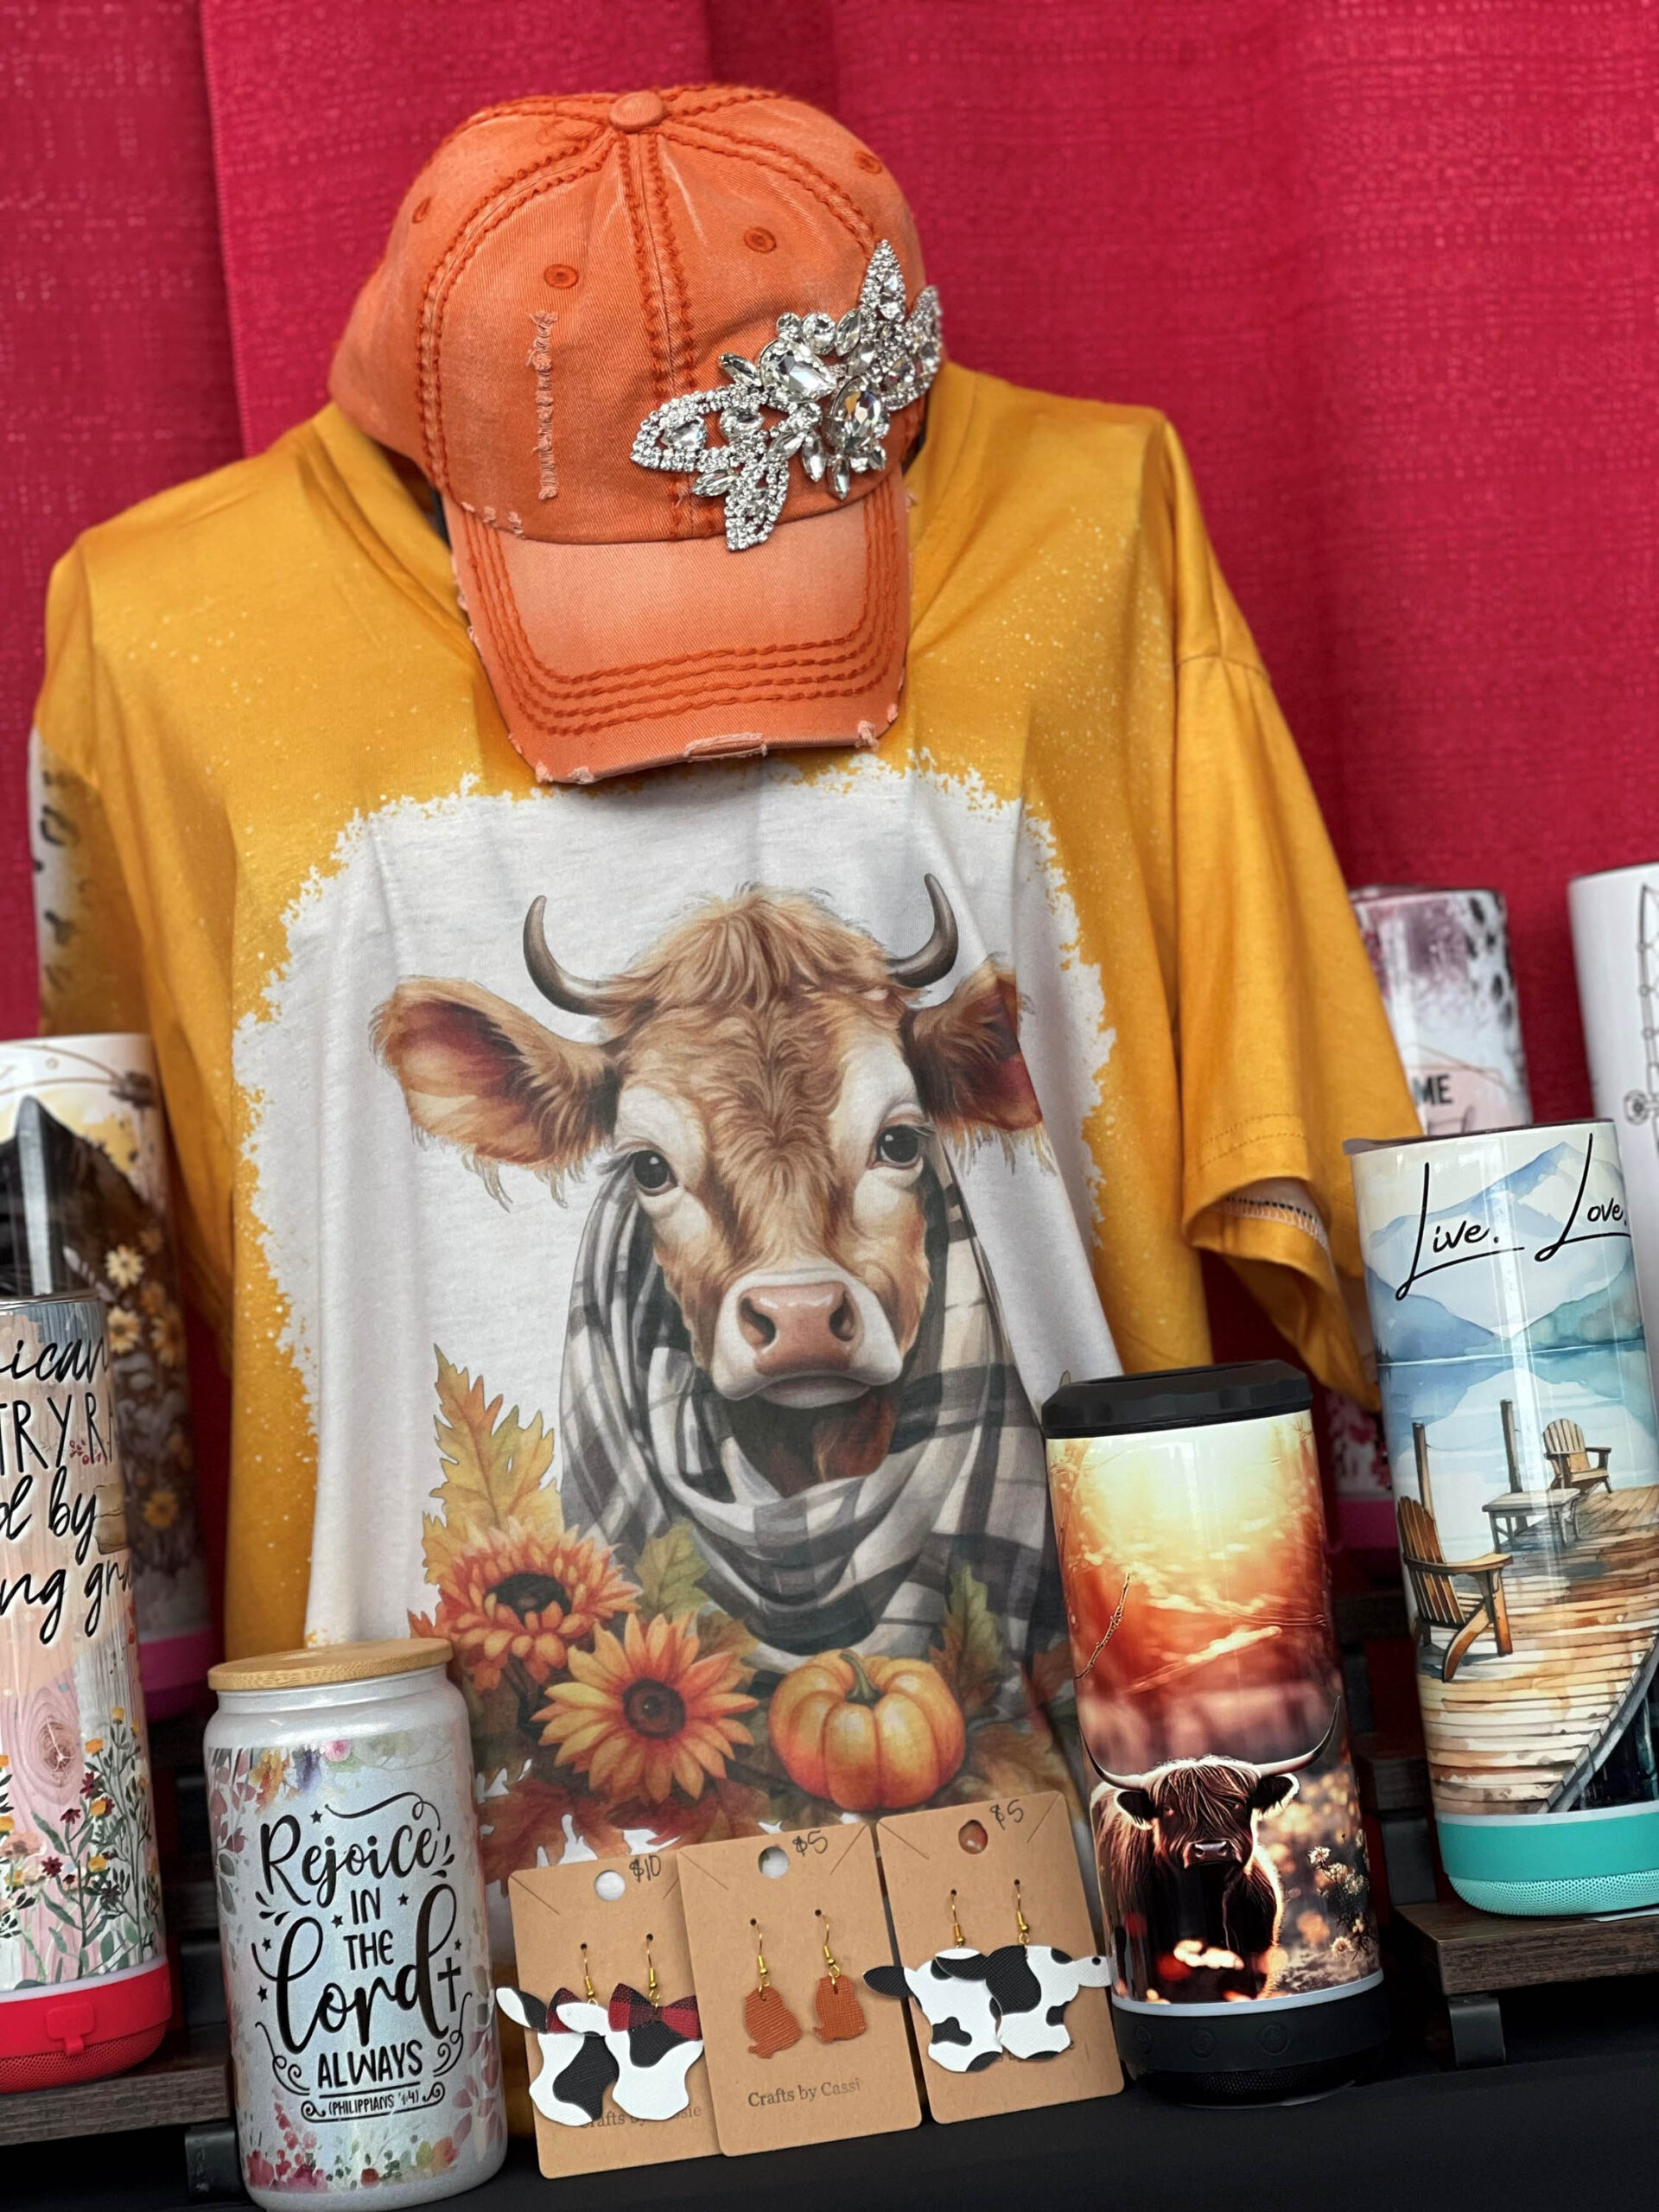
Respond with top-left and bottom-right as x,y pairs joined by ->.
443,469 -> 910,785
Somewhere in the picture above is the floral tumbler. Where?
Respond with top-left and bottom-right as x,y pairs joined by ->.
0,1034 -> 214,1713
0,1291 -> 170,2089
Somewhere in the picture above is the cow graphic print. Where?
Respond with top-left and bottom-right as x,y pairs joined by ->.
865,1944 -> 1110,2069
377,874 -> 1081,1865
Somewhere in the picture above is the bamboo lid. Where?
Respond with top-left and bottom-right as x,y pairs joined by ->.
209,1637 -> 451,1693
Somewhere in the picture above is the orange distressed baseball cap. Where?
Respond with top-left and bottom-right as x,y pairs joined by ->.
329,86 -> 943,785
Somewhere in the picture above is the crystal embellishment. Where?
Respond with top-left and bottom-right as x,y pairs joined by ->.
631,240 -> 943,550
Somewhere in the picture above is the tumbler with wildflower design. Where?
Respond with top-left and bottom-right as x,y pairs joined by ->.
0,1033 -> 213,1711
0,1292 -> 170,2089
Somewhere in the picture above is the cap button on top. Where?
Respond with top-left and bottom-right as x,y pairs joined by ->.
609,90 -> 666,132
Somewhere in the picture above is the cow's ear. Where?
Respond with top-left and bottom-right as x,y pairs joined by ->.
932,1949 -> 994,1982
495,1986 -> 547,2034
1253,1774 -> 1299,1813
863,1964 -> 909,2000
374,980 -> 616,1181
904,961 -> 1044,1141
1112,1786 -> 1157,1825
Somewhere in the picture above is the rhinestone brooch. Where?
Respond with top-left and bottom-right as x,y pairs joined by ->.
630,239 -> 943,550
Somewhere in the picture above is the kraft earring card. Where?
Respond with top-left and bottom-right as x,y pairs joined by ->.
874,1792 -> 1122,2122
504,1853 -> 720,2178
679,1821 -> 922,2156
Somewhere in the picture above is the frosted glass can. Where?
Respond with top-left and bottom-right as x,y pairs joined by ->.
1350,1121 -> 1659,1914
0,1034 -> 213,1712
207,1640 -> 506,2206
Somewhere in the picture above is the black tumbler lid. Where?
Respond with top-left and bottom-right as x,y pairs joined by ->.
1041,1358 -> 1310,1438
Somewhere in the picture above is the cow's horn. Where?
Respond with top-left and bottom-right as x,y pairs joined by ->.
1092,1761 -> 1157,1791
887,874 -> 959,988
1258,1698 -> 1343,1778
523,896 -> 609,1016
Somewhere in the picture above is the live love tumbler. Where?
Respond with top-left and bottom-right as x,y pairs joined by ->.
1042,1363 -> 1388,2100
1351,1121 -> 1659,1913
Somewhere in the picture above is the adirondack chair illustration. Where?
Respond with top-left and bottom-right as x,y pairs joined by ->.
1484,1399 -> 1582,1547
1398,1423 -> 1515,1681
1541,1417 -> 1615,1498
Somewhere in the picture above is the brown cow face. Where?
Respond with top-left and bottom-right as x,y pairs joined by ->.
1113,1759 -> 1298,1871
373,888 -> 1042,1408
612,996 -> 937,1404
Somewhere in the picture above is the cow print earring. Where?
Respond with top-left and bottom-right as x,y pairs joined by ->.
494,1948 -> 617,2127
604,1940 -> 704,2120
986,1882 -> 1113,2062
861,1886 -> 1113,2072
745,1921 -> 804,2056
862,1890 -> 1006,2074
812,1913 -> 866,2044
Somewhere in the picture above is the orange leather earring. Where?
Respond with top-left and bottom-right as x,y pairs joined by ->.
744,1921 -> 804,2056
811,1913 -> 866,2044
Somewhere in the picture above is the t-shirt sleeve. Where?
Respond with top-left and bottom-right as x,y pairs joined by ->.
1164,427 -> 1419,1396
30,731 -> 149,1039
32,544 -> 149,1035
32,543 -> 232,1350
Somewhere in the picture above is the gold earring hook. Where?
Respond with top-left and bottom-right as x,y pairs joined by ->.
645,1938 -> 660,2009
950,1889 -> 964,1948
818,1911 -> 841,1988
1014,1878 -> 1030,1948
581,1942 -> 597,2005
752,1920 -> 770,1992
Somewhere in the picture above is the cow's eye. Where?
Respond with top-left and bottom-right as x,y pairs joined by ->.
630,1149 -> 677,1195
875,1124 -> 924,1168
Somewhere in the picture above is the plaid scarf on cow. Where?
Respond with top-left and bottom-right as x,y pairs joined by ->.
558,1151 -> 1063,1699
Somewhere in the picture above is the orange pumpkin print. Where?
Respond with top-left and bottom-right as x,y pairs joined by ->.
770,1649 -> 966,1813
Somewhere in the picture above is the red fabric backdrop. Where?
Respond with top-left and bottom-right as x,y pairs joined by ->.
8,0 -> 1657,1109
3,3 -> 1657,1420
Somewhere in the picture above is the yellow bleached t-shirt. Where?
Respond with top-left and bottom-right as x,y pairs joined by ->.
32,361 -> 1414,1851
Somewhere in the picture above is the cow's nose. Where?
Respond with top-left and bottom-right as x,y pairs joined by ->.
739,1281 -> 861,1374
1187,1842 -> 1235,1866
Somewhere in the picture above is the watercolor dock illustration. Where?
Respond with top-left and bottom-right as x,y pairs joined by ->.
1409,1436 -> 1659,1815
1355,1128 -> 1659,1821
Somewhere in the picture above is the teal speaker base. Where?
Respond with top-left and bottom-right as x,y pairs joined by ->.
1438,1804 -> 1659,1917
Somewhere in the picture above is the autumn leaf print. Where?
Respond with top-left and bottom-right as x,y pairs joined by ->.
423,1350 -> 560,1581
929,1564 -> 1006,1719
632,1520 -> 715,1622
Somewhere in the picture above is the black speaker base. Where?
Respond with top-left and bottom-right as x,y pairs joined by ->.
1114,1980 -> 1391,2104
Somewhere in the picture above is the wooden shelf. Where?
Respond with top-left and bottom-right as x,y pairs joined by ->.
0,2031 -> 229,2148
1397,1897 -> 1659,1997
1353,1732 -> 1431,1814
162,1854 -> 219,1936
